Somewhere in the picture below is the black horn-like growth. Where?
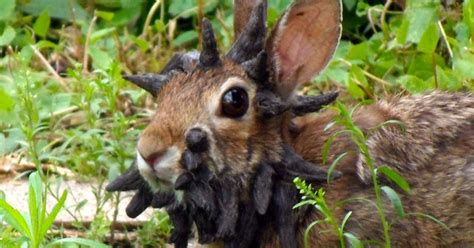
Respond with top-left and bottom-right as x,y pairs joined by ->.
123,74 -> 169,97
241,51 -> 268,82
292,91 -> 339,116
199,19 -> 221,68
227,3 -> 266,63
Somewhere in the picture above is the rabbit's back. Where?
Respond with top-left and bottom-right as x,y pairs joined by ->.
287,91 -> 474,247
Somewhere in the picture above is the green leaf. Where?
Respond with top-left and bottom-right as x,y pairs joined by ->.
29,172 -> 43,210
88,47 -> 113,71
28,179 -> 39,246
96,10 -> 114,21
20,0 -> 89,22
169,0 -> 218,18
0,199 -> 32,238
403,0 -> 439,43
0,88 -> 15,112
343,0 -> 357,11
0,0 -> 15,21
40,190 -> 67,239
454,56 -> 474,80
327,152 -> 347,183
172,30 -> 198,47
28,171 -> 44,245
33,10 -> 50,38
396,18 -> 410,44
396,75 -> 432,93
437,66 -> 463,91
381,186 -> 405,219
0,25 -> 16,46
347,78 -> 366,99
372,120 -> 407,134
130,35 -> 150,52
154,20 -> 166,33
405,212 -> 450,231
378,166 -> 410,193
350,65 -> 369,88
91,27 -> 117,43
168,0 -> 195,17
35,40 -> 58,50
304,220 -> 326,248
463,0 -> 474,34
341,211 -> 352,230
47,237 -> 110,248
346,42 -> 368,62
418,22 -> 439,53
344,233 -> 364,248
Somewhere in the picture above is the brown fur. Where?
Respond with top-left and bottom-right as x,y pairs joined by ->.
138,59 -> 282,193
258,91 -> 474,247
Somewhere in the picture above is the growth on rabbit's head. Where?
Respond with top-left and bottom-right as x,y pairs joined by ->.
124,0 -> 342,197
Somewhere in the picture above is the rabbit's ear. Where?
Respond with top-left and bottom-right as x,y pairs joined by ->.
267,0 -> 342,99
234,0 -> 267,40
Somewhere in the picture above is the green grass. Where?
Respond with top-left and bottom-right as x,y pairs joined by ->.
0,0 -> 473,246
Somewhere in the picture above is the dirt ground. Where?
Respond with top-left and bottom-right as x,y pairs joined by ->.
0,176 -> 155,223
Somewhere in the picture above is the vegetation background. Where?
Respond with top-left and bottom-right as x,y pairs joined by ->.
0,0 -> 472,246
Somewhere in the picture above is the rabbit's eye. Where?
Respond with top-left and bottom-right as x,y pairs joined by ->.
221,87 -> 249,118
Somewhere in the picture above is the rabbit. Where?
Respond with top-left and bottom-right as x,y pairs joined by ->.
107,0 -> 474,247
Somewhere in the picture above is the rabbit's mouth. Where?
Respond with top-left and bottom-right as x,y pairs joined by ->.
136,147 -> 183,191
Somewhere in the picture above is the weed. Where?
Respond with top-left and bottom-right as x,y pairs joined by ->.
0,171 -> 107,247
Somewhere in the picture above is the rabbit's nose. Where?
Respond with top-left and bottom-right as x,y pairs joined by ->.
136,146 -> 183,185
185,128 -> 209,153
136,148 -> 166,169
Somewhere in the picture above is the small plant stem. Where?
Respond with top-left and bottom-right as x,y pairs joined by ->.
31,45 -> 69,91
83,15 -> 98,74
372,166 -> 391,248
363,147 -> 391,247
142,0 -> 162,39
381,0 -> 393,41
23,76 -> 44,179
367,7 -> 378,34
339,59 -> 392,86
432,53 -> 439,88
110,192 -> 121,243
437,20 -> 454,61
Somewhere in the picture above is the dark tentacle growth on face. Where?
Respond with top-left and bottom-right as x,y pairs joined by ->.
241,51 -> 268,83
252,163 -> 275,215
292,91 -> 339,116
213,177 -> 240,239
227,2 -> 267,63
122,74 -> 169,97
167,205 -> 192,248
161,51 -> 200,74
105,162 -> 144,192
122,50 -> 200,97
105,161 -> 154,218
271,182 -> 299,248
199,19 -> 221,68
278,145 -> 342,183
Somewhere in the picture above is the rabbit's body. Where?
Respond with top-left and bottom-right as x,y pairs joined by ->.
106,0 -> 474,247
257,92 -> 474,247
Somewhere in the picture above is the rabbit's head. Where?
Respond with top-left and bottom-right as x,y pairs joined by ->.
128,0 -> 342,199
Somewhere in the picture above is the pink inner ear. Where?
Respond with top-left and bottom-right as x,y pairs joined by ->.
273,0 -> 341,97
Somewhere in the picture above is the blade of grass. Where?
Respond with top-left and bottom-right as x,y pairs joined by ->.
381,186 -> 405,219
0,199 -> 32,238
378,166 -> 410,193
40,190 -> 68,239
